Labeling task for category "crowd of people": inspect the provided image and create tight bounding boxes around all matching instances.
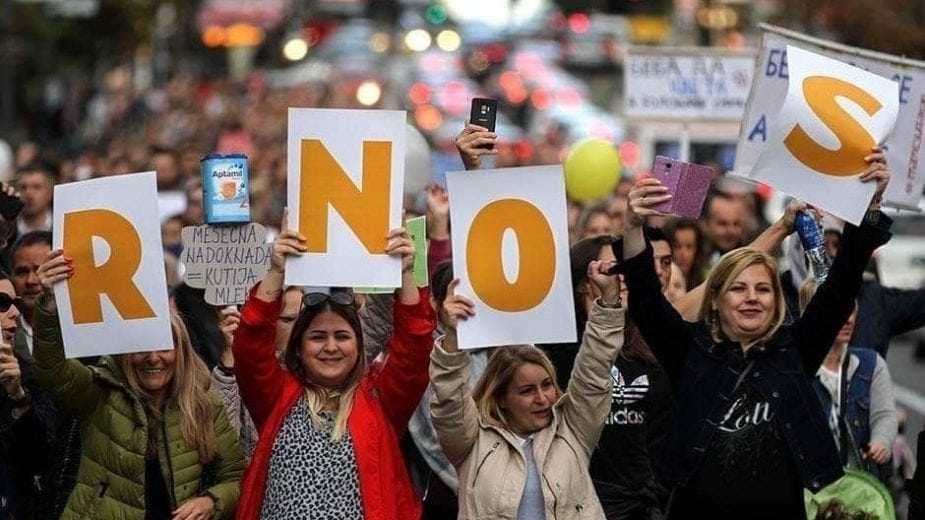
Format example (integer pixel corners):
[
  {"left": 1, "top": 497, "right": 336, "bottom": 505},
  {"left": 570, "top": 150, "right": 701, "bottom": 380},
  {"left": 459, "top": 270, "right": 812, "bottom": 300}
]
[{"left": 0, "top": 70, "right": 924, "bottom": 520}]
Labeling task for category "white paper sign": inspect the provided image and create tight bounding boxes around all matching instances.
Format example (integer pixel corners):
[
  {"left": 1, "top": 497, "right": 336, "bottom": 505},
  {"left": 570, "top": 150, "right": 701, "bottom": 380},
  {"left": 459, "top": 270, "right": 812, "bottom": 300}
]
[
  {"left": 736, "top": 25, "right": 925, "bottom": 211},
  {"left": 286, "top": 108, "right": 406, "bottom": 287},
  {"left": 53, "top": 172, "right": 172, "bottom": 358},
  {"left": 624, "top": 48, "right": 755, "bottom": 121},
  {"left": 750, "top": 46, "right": 899, "bottom": 225},
  {"left": 447, "top": 166, "right": 576, "bottom": 349}
]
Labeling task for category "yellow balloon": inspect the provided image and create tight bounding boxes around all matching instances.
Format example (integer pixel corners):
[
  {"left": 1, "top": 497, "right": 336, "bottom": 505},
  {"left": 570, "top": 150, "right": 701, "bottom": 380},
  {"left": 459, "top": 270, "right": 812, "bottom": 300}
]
[{"left": 563, "top": 138, "right": 622, "bottom": 202}]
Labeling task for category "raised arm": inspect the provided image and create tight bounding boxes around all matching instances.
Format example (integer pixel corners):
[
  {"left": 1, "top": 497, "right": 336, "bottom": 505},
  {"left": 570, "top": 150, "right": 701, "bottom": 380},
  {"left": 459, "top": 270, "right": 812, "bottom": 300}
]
[
  {"left": 429, "top": 279, "right": 480, "bottom": 466},
  {"left": 232, "top": 227, "right": 303, "bottom": 429},
  {"left": 866, "top": 355, "right": 897, "bottom": 465},
  {"left": 621, "top": 179, "right": 693, "bottom": 385},
  {"left": 31, "top": 250, "right": 102, "bottom": 419},
  {"left": 560, "top": 259, "right": 626, "bottom": 457},
  {"left": 369, "top": 227, "right": 437, "bottom": 433},
  {"left": 793, "top": 149, "right": 892, "bottom": 376}
]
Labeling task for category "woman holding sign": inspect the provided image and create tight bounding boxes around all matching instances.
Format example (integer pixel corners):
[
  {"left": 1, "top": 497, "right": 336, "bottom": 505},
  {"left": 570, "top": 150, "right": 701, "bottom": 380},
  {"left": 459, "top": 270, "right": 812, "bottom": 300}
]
[
  {"left": 232, "top": 225, "right": 436, "bottom": 520},
  {"left": 618, "top": 149, "right": 892, "bottom": 518},
  {"left": 430, "top": 261, "right": 626, "bottom": 519},
  {"left": 31, "top": 251, "right": 245, "bottom": 520}
]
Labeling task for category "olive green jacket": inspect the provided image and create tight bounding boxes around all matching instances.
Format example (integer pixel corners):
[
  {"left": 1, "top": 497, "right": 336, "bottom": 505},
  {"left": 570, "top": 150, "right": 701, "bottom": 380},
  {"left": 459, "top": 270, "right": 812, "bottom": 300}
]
[{"left": 31, "top": 303, "right": 244, "bottom": 519}]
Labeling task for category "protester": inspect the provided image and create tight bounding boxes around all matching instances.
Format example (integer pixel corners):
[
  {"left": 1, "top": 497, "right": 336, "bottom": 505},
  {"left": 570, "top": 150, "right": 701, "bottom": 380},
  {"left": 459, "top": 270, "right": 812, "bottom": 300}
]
[
  {"left": 0, "top": 271, "right": 56, "bottom": 520},
  {"left": 209, "top": 286, "right": 303, "bottom": 462},
  {"left": 430, "top": 261, "right": 626, "bottom": 519},
  {"left": 619, "top": 149, "right": 891, "bottom": 518},
  {"left": 703, "top": 193, "right": 746, "bottom": 263},
  {"left": 403, "top": 262, "right": 489, "bottom": 519},
  {"left": 32, "top": 250, "right": 245, "bottom": 519},
  {"left": 13, "top": 166, "right": 53, "bottom": 237},
  {"left": 578, "top": 203, "right": 615, "bottom": 241},
  {"left": 549, "top": 234, "right": 673, "bottom": 519},
  {"left": 8, "top": 231, "right": 52, "bottom": 357},
  {"left": 800, "top": 280, "right": 897, "bottom": 477},
  {"left": 232, "top": 225, "right": 436, "bottom": 519},
  {"left": 663, "top": 217, "right": 708, "bottom": 290}
]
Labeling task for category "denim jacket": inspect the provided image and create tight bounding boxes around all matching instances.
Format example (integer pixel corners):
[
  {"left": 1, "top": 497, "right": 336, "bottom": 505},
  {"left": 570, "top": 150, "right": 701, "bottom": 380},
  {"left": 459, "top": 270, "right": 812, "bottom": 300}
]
[{"left": 620, "top": 212, "right": 891, "bottom": 493}]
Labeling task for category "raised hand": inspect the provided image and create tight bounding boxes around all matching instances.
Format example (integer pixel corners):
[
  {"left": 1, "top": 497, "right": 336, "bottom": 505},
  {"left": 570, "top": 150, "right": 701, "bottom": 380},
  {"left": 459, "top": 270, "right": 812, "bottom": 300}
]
[
  {"left": 0, "top": 342, "right": 24, "bottom": 400},
  {"left": 456, "top": 123, "right": 498, "bottom": 170},
  {"left": 35, "top": 249, "right": 74, "bottom": 312},
  {"left": 440, "top": 279, "right": 476, "bottom": 352},
  {"left": 626, "top": 178, "right": 671, "bottom": 228},
  {"left": 218, "top": 306, "right": 241, "bottom": 351},
  {"left": 861, "top": 147, "right": 890, "bottom": 211},
  {"left": 587, "top": 259, "right": 621, "bottom": 306}
]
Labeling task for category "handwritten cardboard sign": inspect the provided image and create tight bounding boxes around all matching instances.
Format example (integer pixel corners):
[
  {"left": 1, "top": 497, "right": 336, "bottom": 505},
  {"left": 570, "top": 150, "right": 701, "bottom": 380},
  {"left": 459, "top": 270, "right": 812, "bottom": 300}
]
[{"left": 181, "top": 223, "right": 271, "bottom": 305}]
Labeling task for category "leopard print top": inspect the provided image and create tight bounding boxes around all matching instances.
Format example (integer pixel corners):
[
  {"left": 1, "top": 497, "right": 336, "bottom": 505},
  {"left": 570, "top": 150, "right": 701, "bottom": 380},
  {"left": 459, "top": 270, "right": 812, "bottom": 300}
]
[{"left": 260, "top": 397, "right": 364, "bottom": 520}]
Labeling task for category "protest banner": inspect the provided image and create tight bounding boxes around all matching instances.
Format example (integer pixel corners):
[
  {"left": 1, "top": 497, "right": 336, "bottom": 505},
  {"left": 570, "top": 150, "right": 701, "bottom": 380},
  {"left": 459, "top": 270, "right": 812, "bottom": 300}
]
[
  {"left": 53, "top": 172, "right": 172, "bottom": 358},
  {"left": 736, "top": 24, "right": 925, "bottom": 211},
  {"left": 750, "top": 45, "right": 899, "bottom": 225},
  {"left": 286, "top": 108, "right": 406, "bottom": 287},
  {"left": 447, "top": 166, "right": 576, "bottom": 350},
  {"left": 355, "top": 215, "right": 428, "bottom": 294},
  {"left": 181, "top": 223, "right": 271, "bottom": 305},
  {"left": 624, "top": 47, "right": 756, "bottom": 121}
]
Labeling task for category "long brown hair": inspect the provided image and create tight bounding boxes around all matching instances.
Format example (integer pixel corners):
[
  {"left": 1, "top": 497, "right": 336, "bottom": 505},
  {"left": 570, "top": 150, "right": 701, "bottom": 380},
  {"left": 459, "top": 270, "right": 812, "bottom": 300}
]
[
  {"left": 472, "top": 346, "right": 561, "bottom": 431},
  {"left": 285, "top": 296, "right": 366, "bottom": 442},
  {"left": 699, "top": 247, "right": 787, "bottom": 346},
  {"left": 120, "top": 312, "right": 216, "bottom": 463},
  {"left": 569, "top": 235, "right": 656, "bottom": 363}
]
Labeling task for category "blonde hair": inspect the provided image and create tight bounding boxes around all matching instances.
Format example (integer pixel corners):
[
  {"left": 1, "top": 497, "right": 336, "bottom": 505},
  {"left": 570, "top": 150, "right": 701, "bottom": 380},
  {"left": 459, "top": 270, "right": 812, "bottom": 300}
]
[
  {"left": 120, "top": 312, "right": 216, "bottom": 463},
  {"left": 698, "top": 248, "right": 787, "bottom": 347},
  {"left": 285, "top": 301, "right": 366, "bottom": 442},
  {"left": 472, "top": 346, "right": 561, "bottom": 431}
]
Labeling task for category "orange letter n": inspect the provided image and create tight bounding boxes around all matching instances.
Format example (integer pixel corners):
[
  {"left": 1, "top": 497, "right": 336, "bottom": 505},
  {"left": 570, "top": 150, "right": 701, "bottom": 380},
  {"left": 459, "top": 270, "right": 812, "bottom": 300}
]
[
  {"left": 783, "top": 76, "right": 881, "bottom": 177},
  {"left": 63, "top": 209, "right": 156, "bottom": 324},
  {"left": 300, "top": 140, "right": 391, "bottom": 254}
]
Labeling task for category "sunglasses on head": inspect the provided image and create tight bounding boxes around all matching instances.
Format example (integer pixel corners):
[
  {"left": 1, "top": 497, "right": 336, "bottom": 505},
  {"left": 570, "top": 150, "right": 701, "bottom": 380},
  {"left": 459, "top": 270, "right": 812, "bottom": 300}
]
[
  {"left": 0, "top": 293, "right": 22, "bottom": 313},
  {"left": 301, "top": 291, "right": 354, "bottom": 308}
]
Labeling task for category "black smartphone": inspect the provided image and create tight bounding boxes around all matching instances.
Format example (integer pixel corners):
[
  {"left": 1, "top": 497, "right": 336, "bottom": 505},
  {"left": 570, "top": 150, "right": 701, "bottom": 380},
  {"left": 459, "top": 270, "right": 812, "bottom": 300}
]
[
  {"left": 469, "top": 98, "right": 498, "bottom": 149},
  {"left": 0, "top": 190, "right": 23, "bottom": 221}
]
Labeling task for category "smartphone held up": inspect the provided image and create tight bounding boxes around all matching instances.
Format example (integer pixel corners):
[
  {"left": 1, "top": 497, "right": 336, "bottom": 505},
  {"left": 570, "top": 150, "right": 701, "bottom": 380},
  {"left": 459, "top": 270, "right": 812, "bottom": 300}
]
[
  {"left": 469, "top": 98, "right": 498, "bottom": 149},
  {"left": 650, "top": 156, "right": 713, "bottom": 219}
]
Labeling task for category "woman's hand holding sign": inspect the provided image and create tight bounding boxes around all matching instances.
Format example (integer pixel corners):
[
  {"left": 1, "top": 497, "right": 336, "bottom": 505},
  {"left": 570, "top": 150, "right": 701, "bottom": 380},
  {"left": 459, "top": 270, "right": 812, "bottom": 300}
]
[
  {"left": 861, "top": 147, "right": 890, "bottom": 211},
  {"left": 440, "top": 279, "right": 476, "bottom": 353},
  {"left": 36, "top": 249, "right": 74, "bottom": 313}
]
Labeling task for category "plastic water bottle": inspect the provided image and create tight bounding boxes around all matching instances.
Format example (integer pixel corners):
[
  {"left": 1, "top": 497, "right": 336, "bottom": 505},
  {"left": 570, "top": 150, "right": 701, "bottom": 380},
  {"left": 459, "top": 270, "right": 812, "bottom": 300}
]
[{"left": 795, "top": 211, "right": 830, "bottom": 284}]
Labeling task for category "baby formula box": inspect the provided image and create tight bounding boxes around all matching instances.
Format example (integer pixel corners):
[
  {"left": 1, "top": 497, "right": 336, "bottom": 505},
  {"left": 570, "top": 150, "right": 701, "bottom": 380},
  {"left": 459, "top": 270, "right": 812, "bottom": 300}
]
[{"left": 201, "top": 153, "right": 250, "bottom": 224}]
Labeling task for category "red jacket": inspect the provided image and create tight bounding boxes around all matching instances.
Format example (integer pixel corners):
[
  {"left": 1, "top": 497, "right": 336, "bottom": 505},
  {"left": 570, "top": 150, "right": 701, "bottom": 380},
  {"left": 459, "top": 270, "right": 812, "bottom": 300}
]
[{"left": 233, "top": 285, "right": 436, "bottom": 520}]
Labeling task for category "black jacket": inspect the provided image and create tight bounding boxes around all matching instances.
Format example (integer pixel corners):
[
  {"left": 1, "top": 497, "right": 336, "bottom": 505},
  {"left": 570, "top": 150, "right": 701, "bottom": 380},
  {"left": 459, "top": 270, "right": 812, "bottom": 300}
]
[{"left": 620, "top": 212, "right": 891, "bottom": 494}]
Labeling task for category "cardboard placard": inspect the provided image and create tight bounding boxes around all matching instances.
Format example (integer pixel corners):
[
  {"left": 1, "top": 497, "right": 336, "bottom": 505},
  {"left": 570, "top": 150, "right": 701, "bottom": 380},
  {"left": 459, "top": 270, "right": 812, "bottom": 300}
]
[{"left": 181, "top": 223, "right": 271, "bottom": 305}]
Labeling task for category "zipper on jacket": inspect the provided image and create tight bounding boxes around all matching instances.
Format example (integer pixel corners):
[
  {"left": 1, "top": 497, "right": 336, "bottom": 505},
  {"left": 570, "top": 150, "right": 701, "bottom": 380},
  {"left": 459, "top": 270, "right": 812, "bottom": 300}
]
[
  {"left": 160, "top": 418, "right": 178, "bottom": 508},
  {"left": 97, "top": 481, "right": 108, "bottom": 498},
  {"left": 472, "top": 441, "right": 501, "bottom": 483},
  {"left": 541, "top": 474, "right": 558, "bottom": 520}
]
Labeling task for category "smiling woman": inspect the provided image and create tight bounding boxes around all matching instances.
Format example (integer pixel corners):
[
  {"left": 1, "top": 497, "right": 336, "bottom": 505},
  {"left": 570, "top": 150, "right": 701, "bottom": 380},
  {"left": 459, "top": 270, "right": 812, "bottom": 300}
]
[
  {"left": 231, "top": 223, "right": 437, "bottom": 520},
  {"left": 430, "top": 262, "right": 627, "bottom": 519},
  {"left": 30, "top": 249, "right": 245, "bottom": 520},
  {"left": 619, "top": 155, "right": 893, "bottom": 519}
]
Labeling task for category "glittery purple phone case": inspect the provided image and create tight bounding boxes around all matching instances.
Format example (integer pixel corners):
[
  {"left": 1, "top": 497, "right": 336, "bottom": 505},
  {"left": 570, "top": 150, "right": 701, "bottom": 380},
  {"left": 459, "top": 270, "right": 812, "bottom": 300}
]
[{"left": 650, "top": 156, "right": 713, "bottom": 218}]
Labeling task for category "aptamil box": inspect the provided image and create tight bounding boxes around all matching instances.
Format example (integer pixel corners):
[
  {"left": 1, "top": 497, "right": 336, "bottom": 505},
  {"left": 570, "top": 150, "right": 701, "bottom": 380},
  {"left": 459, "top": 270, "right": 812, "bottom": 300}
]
[{"left": 201, "top": 153, "right": 250, "bottom": 224}]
